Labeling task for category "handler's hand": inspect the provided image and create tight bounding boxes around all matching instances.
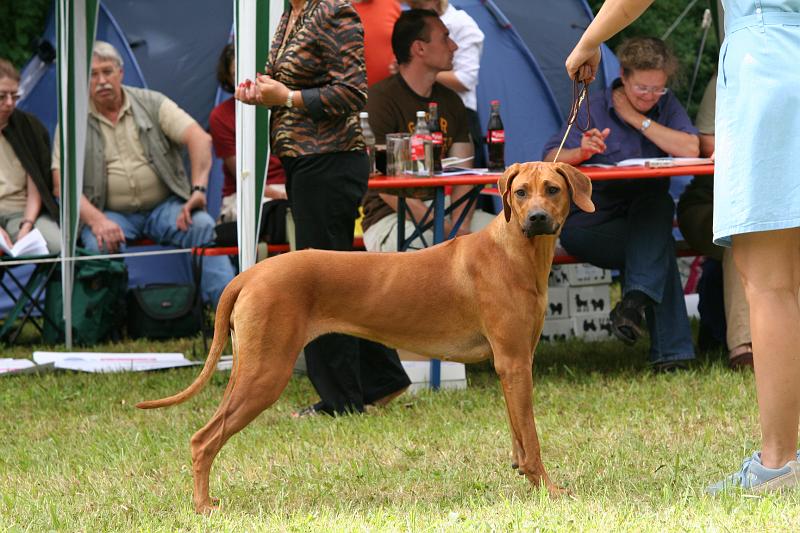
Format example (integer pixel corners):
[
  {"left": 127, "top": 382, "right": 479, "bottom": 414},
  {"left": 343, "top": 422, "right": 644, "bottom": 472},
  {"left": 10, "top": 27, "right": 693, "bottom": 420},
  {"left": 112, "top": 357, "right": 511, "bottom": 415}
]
[
  {"left": 91, "top": 215, "right": 126, "bottom": 253},
  {"left": 580, "top": 128, "right": 611, "bottom": 160},
  {"left": 177, "top": 190, "right": 207, "bottom": 232},
  {"left": 565, "top": 44, "right": 601, "bottom": 83}
]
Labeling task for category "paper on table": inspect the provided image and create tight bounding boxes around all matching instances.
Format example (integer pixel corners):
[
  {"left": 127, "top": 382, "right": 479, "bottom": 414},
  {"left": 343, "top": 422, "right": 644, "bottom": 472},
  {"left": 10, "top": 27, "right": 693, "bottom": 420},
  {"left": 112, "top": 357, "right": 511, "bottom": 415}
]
[
  {"left": 0, "top": 228, "right": 49, "bottom": 258},
  {"left": 615, "top": 157, "right": 713, "bottom": 168},
  {"left": 33, "top": 351, "right": 202, "bottom": 373}
]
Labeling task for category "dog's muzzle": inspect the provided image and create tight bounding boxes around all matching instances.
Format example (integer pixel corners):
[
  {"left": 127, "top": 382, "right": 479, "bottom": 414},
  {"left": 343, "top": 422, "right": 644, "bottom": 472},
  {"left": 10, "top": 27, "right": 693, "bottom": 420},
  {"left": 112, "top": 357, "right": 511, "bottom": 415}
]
[{"left": 522, "top": 210, "right": 559, "bottom": 237}]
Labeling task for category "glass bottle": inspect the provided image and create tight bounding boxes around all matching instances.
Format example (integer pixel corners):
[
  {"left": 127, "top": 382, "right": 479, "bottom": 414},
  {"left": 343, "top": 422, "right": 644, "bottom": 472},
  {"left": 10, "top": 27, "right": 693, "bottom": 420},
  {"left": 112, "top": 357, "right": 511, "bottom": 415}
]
[
  {"left": 410, "top": 110, "right": 433, "bottom": 177},
  {"left": 486, "top": 100, "right": 506, "bottom": 172},
  {"left": 428, "top": 102, "right": 443, "bottom": 173},
  {"left": 359, "top": 111, "right": 376, "bottom": 176}
]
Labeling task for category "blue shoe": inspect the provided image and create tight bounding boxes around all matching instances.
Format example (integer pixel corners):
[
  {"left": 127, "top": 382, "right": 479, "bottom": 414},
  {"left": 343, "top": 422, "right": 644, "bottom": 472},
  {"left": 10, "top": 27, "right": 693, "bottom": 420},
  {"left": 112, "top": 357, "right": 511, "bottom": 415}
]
[{"left": 707, "top": 451, "right": 800, "bottom": 495}]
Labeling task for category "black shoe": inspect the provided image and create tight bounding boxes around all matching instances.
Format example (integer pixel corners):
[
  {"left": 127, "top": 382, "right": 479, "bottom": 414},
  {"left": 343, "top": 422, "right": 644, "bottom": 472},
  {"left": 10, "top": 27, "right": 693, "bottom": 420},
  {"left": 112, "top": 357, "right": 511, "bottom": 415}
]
[{"left": 609, "top": 301, "right": 646, "bottom": 345}]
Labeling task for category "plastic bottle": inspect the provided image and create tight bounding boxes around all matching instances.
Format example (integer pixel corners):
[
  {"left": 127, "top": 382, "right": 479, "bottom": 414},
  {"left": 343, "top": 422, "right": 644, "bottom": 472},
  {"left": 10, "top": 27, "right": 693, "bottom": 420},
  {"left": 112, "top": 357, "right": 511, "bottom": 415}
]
[
  {"left": 428, "top": 102, "right": 443, "bottom": 173},
  {"left": 486, "top": 100, "right": 506, "bottom": 172},
  {"left": 410, "top": 110, "right": 433, "bottom": 177},
  {"left": 359, "top": 111, "right": 377, "bottom": 176}
]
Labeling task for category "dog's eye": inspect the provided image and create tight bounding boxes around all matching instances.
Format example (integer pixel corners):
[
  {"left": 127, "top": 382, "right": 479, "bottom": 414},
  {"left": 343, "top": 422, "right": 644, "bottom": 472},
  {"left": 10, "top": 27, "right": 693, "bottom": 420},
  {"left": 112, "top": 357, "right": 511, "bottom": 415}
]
[
  {"left": 514, "top": 189, "right": 526, "bottom": 198},
  {"left": 546, "top": 186, "right": 560, "bottom": 195}
]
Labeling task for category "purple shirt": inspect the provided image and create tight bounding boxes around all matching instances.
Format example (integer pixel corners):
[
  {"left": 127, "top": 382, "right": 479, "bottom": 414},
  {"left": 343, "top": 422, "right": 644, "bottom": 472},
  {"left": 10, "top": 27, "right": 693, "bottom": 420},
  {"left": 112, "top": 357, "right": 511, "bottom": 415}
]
[{"left": 542, "top": 79, "right": 698, "bottom": 227}]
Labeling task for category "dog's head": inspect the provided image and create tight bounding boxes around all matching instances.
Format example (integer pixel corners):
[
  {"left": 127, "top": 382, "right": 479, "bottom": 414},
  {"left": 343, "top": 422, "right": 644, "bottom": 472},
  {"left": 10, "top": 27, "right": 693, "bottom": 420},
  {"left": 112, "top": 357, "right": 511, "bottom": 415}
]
[{"left": 498, "top": 162, "right": 594, "bottom": 238}]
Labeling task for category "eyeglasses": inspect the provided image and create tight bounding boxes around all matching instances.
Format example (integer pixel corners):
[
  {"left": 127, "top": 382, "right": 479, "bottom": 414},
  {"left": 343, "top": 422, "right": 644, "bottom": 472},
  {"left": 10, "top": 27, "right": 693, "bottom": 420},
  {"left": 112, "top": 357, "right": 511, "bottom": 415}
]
[
  {"left": 0, "top": 92, "right": 22, "bottom": 103},
  {"left": 631, "top": 85, "right": 669, "bottom": 96}
]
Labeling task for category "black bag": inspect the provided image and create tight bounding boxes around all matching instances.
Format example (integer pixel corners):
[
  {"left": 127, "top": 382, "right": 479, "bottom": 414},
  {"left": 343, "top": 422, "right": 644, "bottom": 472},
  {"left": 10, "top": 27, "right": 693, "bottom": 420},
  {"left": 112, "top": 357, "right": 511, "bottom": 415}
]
[
  {"left": 126, "top": 283, "right": 202, "bottom": 340},
  {"left": 213, "top": 198, "right": 290, "bottom": 247},
  {"left": 43, "top": 255, "right": 128, "bottom": 345}
]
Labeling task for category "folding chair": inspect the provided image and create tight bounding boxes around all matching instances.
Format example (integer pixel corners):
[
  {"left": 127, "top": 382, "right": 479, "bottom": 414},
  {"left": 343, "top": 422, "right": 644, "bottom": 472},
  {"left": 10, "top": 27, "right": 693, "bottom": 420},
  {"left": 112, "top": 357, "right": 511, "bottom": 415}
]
[{"left": 0, "top": 255, "right": 62, "bottom": 343}]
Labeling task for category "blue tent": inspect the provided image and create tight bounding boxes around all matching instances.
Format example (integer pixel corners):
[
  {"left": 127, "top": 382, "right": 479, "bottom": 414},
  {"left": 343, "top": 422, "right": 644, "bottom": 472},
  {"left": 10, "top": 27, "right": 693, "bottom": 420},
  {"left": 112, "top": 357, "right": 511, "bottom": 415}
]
[
  {"left": 15, "top": 0, "right": 232, "bottom": 297},
  {"left": 8, "top": 0, "right": 617, "bottom": 316},
  {"left": 451, "top": 0, "right": 619, "bottom": 165}
]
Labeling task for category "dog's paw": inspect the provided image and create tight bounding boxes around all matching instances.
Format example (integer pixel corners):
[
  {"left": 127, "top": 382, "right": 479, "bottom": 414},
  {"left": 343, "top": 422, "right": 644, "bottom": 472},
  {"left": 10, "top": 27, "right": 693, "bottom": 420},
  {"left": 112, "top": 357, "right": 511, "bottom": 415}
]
[{"left": 194, "top": 498, "right": 220, "bottom": 515}]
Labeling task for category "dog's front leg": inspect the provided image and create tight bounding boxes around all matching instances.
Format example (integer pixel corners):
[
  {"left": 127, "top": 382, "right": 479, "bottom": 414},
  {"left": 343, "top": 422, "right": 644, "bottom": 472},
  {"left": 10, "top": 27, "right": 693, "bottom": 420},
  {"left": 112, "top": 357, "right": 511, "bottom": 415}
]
[{"left": 493, "top": 348, "right": 565, "bottom": 497}]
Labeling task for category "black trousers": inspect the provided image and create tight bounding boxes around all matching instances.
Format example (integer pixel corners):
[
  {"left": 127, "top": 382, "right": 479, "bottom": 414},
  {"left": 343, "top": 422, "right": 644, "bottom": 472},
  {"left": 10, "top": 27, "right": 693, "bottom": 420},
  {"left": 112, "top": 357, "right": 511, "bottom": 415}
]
[{"left": 282, "top": 151, "right": 411, "bottom": 415}]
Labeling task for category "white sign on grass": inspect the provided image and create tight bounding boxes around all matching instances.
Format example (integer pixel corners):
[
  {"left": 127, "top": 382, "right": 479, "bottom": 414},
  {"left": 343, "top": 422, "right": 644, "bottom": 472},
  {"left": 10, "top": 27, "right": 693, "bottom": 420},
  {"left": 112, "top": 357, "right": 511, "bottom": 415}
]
[{"left": 32, "top": 352, "right": 201, "bottom": 373}]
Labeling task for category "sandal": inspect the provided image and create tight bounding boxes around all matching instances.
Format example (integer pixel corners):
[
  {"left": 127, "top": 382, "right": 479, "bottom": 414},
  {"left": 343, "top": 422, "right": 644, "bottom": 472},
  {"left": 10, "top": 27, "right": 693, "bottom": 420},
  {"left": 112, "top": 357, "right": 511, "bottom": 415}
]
[
  {"left": 609, "top": 301, "right": 645, "bottom": 345},
  {"left": 728, "top": 343, "right": 754, "bottom": 370}
]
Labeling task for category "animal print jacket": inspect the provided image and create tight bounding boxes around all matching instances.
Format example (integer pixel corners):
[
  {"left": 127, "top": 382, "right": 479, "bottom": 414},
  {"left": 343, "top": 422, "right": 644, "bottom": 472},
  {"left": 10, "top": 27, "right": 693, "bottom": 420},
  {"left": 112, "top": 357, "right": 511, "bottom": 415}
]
[{"left": 265, "top": 0, "right": 367, "bottom": 158}]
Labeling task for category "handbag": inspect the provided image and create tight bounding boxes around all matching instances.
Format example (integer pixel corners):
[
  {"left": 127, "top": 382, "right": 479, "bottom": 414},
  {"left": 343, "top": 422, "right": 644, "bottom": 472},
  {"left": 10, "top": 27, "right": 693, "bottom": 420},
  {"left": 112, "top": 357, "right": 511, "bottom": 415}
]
[{"left": 126, "top": 283, "right": 202, "bottom": 340}]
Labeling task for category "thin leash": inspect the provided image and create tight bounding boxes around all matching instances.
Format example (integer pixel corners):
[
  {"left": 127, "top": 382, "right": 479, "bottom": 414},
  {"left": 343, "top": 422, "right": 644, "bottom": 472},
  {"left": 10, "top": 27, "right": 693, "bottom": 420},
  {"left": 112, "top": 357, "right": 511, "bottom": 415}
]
[{"left": 553, "top": 78, "right": 591, "bottom": 162}]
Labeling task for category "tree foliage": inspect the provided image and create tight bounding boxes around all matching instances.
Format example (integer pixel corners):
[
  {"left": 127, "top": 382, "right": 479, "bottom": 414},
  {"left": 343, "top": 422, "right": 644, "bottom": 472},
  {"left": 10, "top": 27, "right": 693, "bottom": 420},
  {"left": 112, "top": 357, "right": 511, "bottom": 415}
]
[
  {"left": 589, "top": 0, "right": 720, "bottom": 118},
  {"left": 0, "top": 0, "right": 51, "bottom": 69}
]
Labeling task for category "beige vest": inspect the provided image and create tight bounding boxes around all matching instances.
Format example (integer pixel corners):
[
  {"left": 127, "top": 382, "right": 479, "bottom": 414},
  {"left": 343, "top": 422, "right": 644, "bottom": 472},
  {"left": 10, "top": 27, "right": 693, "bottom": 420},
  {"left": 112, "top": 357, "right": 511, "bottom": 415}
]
[{"left": 83, "top": 86, "right": 191, "bottom": 211}]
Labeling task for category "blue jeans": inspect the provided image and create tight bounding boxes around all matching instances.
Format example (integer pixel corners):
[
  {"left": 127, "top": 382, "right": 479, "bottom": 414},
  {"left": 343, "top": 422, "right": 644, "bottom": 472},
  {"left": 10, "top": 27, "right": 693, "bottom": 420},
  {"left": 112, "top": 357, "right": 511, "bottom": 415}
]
[
  {"left": 560, "top": 190, "right": 695, "bottom": 364},
  {"left": 80, "top": 196, "right": 235, "bottom": 306}
]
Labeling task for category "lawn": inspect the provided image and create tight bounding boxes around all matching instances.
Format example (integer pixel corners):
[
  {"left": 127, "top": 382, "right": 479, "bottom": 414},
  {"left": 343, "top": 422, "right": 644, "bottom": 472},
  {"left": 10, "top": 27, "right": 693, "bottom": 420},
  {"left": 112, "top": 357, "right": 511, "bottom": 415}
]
[{"left": 1, "top": 333, "right": 799, "bottom": 531}]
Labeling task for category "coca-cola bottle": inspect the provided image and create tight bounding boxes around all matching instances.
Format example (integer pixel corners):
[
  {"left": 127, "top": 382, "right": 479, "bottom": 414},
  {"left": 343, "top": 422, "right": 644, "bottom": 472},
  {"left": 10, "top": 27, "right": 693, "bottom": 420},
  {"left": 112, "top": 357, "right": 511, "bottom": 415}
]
[
  {"left": 359, "top": 111, "right": 377, "bottom": 176},
  {"left": 486, "top": 99, "right": 506, "bottom": 172},
  {"left": 428, "top": 102, "right": 443, "bottom": 173},
  {"left": 410, "top": 110, "right": 433, "bottom": 177}
]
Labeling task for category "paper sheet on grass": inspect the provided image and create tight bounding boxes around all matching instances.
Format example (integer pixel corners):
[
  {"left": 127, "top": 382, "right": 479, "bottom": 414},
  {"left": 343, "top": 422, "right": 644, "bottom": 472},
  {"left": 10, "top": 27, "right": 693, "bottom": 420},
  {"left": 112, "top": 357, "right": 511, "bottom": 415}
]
[
  {"left": 32, "top": 352, "right": 202, "bottom": 373},
  {"left": 0, "top": 358, "right": 56, "bottom": 375}
]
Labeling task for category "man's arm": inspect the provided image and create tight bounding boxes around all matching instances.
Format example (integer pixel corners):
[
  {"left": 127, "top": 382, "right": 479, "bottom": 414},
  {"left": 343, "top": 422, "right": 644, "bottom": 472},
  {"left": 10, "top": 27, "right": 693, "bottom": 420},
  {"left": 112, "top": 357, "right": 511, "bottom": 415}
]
[{"left": 177, "top": 122, "right": 213, "bottom": 231}]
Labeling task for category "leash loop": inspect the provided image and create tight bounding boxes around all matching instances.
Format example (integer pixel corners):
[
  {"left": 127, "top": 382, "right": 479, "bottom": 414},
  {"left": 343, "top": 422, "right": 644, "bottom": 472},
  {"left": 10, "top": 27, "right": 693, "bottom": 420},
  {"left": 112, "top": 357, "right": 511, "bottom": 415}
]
[{"left": 553, "top": 79, "right": 591, "bottom": 163}]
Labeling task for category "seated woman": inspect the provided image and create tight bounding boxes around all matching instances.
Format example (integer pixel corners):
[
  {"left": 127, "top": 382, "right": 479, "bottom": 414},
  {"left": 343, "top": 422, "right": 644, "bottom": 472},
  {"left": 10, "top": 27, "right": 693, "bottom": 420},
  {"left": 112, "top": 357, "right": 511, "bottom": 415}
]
[
  {"left": 208, "top": 43, "right": 288, "bottom": 246},
  {"left": 543, "top": 37, "right": 699, "bottom": 371},
  {"left": 0, "top": 58, "right": 60, "bottom": 254}
]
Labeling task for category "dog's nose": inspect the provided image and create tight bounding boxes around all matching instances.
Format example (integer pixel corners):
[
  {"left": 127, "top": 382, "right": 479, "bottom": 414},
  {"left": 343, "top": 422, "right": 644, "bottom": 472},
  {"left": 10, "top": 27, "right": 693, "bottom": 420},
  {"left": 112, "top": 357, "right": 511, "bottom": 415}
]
[
  {"left": 528, "top": 211, "right": 550, "bottom": 224},
  {"left": 523, "top": 210, "right": 556, "bottom": 237}
]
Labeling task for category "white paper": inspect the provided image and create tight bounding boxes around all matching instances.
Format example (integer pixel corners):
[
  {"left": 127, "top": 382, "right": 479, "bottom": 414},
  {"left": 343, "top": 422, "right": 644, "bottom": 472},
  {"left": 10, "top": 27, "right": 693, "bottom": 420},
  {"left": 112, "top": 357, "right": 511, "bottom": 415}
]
[
  {"left": 615, "top": 157, "right": 713, "bottom": 168},
  {"left": 0, "top": 228, "right": 49, "bottom": 257},
  {"left": 0, "top": 358, "right": 36, "bottom": 373},
  {"left": 32, "top": 351, "right": 202, "bottom": 373}
]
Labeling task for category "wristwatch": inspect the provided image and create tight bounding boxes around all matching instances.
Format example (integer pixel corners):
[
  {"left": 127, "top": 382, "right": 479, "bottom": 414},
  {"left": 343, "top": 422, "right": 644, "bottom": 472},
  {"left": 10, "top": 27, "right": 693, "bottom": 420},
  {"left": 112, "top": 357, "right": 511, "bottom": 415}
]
[
  {"left": 640, "top": 118, "right": 652, "bottom": 132},
  {"left": 285, "top": 90, "right": 294, "bottom": 108}
]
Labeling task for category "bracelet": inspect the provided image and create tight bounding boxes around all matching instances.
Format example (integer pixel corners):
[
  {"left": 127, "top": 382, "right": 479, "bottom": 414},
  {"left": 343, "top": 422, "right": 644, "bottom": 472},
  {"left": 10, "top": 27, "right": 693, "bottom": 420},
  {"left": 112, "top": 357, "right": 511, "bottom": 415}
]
[
  {"left": 285, "top": 90, "right": 294, "bottom": 108},
  {"left": 18, "top": 219, "right": 34, "bottom": 230},
  {"left": 191, "top": 185, "right": 207, "bottom": 194}
]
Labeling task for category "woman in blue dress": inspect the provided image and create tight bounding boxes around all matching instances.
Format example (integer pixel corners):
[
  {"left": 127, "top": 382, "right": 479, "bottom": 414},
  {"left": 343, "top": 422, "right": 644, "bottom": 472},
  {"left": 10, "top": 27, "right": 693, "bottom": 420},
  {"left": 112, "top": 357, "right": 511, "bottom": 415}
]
[{"left": 565, "top": 0, "right": 800, "bottom": 493}]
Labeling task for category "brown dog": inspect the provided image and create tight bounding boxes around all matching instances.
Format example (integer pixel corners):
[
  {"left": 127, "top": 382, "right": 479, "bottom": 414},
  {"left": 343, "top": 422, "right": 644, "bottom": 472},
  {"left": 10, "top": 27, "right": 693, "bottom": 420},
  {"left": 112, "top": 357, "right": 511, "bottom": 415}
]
[{"left": 137, "top": 161, "right": 595, "bottom": 514}]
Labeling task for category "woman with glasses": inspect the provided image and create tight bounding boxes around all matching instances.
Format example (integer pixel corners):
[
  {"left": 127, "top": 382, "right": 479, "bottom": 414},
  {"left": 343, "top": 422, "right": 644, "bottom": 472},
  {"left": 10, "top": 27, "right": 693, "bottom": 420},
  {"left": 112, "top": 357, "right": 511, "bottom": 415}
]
[
  {"left": 0, "top": 58, "right": 60, "bottom": 254},
  {"left": 543, "top": 37, "right": 699, "bottom": 372}
]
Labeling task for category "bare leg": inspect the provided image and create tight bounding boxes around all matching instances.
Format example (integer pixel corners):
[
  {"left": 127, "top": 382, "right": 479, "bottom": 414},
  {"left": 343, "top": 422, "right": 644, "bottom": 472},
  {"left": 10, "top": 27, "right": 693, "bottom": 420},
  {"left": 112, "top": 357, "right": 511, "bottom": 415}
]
[{"left": 732, "top": 228, "right": 800, "bottom": 468}]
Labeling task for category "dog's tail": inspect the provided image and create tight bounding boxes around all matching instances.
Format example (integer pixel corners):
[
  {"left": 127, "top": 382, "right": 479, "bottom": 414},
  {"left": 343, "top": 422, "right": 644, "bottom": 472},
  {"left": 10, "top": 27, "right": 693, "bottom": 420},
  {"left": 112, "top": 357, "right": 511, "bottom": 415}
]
[{"left": 135, "top": 276, "right": 244, "bottom": 410}]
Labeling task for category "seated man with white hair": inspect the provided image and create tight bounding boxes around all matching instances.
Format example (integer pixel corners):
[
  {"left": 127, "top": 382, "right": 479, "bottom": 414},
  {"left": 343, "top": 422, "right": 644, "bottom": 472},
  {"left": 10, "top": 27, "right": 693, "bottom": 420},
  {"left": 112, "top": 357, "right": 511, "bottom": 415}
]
[{"left": 52, "top": 41, "right": 234, "bottom": 306}]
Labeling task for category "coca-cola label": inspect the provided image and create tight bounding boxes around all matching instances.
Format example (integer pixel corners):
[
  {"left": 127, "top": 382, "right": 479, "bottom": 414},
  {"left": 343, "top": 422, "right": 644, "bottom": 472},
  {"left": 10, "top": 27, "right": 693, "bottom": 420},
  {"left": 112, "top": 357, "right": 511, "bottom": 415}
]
[
  {"left": 411, "top": 135, "right": 428, "bottom": 160},
  {"left": 488, "top": 130, "right": 505, "bottom": 144},
  {"left": 431, "top": 132, "right": 444, "bottom": 145}
]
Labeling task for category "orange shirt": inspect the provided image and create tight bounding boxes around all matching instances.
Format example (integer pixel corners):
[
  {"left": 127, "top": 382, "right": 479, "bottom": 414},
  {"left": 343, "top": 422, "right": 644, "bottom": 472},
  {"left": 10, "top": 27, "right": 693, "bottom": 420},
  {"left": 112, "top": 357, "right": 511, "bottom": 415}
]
[{"left": 353, "top": 0, "right": 400, "bottom": 86}]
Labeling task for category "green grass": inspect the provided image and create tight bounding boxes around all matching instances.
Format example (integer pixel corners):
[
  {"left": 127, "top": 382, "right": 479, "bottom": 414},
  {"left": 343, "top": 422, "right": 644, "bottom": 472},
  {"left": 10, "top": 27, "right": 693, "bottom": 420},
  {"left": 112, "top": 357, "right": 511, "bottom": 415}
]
[{"left": 2, "top": 332, "right": 799, "bottom": 531}]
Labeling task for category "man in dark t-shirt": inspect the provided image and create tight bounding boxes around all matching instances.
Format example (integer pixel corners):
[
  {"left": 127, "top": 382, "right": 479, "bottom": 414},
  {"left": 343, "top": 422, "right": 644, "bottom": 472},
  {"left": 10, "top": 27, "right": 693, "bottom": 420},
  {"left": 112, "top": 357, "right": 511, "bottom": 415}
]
[{"left": 361, "top": 9, "right": 492, "bottom": 252}]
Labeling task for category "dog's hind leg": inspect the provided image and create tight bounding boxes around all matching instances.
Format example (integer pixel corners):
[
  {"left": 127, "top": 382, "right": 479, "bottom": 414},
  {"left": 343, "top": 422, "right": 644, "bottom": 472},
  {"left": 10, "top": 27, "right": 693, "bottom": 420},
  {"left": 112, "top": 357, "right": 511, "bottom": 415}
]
[{"left": 189, "top": 321, "right": 305, "bottom": 514}]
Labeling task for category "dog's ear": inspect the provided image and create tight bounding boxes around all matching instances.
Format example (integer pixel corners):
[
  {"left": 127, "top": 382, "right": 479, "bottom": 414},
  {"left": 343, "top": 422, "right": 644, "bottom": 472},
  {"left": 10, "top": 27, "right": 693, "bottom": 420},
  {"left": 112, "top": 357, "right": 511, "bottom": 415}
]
[
  {"left": 554, "top": 162, "right": 595, "bottom": 213},
  {"left": 498, "top": 163, "right": 522, "bottom": 222}
]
